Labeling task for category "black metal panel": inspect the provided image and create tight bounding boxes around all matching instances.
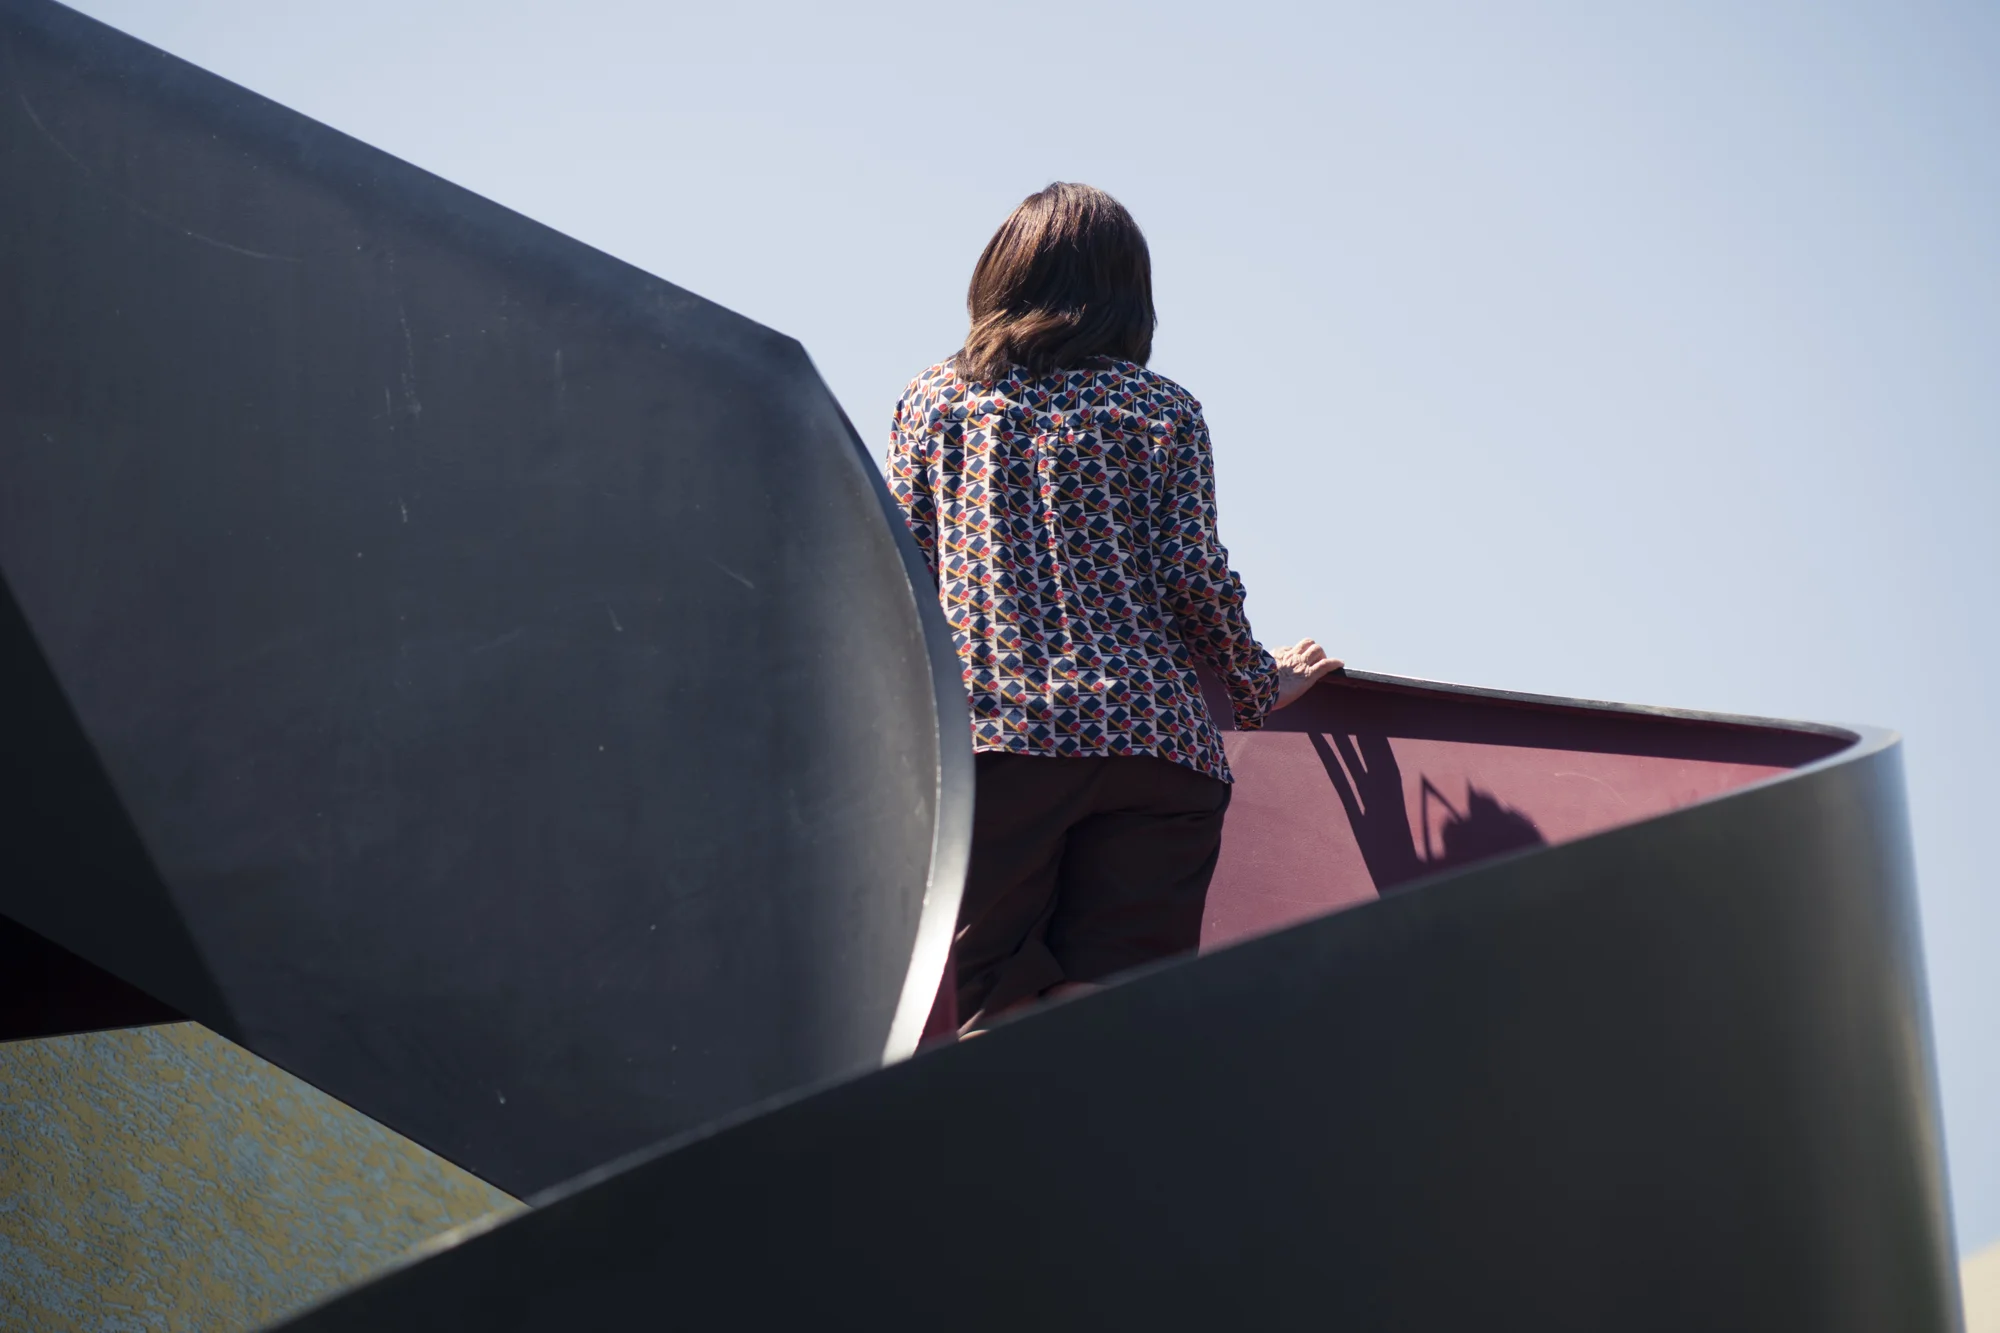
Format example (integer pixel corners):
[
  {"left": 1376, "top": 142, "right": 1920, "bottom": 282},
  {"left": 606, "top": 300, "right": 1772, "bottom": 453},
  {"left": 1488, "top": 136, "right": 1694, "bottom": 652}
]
[
  {"left": 0, "top": 0, "right": 968, "bottom": 1196},
  {"left": 276, "top": 714, "right": 1961, "bottom": 1332}
]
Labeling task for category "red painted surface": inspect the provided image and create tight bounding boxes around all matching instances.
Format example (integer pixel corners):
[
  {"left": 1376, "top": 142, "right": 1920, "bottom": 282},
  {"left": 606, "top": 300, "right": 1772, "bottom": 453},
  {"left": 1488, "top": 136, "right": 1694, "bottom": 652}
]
[{"left": 1198, "top": 673, "right": 1849, "bottom": 952}]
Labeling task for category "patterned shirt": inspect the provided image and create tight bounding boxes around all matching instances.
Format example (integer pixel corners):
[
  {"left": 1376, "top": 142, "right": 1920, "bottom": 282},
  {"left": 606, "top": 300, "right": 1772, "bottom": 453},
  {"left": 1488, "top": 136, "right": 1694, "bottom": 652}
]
[{"left": 887, "top": 357, "right": 1279, "bottom": 784}]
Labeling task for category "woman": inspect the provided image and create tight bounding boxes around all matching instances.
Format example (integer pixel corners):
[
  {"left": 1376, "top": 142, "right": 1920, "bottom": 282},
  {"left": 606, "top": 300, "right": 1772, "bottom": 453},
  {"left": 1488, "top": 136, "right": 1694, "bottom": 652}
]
[{"left": 888, "top": 182, "right": 1339, "bottom": 1035}]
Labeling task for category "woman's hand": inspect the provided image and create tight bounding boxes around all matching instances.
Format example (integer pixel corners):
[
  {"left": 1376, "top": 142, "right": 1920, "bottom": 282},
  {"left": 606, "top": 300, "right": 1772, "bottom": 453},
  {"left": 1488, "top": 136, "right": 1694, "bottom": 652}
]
[{"left": 1272, "top": 638, "right": 1343, "bottom": 711}]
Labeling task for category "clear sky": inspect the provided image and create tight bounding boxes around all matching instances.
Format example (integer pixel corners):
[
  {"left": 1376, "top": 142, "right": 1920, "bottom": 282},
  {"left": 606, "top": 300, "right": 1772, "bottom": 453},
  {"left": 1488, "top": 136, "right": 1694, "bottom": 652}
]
[{"left": 61, "top": 0, "right": 1999, "bottom": 1250}]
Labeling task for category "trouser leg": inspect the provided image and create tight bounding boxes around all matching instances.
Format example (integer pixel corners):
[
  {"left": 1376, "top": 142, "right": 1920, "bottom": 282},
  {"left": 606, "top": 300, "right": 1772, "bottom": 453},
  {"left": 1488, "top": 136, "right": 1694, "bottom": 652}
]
[
  {"left": 1046, "top": 756, "right": 1232, "bottom": 984},
  {"left": 954, "top": 752, "right": 1232, "bottom": 1028},
  {"left": 953, "top": 753, "right": 1092, "bottom": 1028}
]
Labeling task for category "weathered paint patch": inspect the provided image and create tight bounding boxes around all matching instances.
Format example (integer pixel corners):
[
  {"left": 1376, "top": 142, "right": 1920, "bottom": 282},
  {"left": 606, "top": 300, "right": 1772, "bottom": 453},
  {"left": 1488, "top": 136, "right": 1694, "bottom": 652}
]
[{"left": 0, "top": 1023, "right": 521, "bottom": 1331}]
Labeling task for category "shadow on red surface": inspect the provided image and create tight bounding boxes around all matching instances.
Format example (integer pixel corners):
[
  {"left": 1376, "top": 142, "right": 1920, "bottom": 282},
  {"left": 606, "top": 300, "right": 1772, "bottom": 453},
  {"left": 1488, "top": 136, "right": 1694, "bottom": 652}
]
[{"left": 1199, "top": 669, "right": 1848, "bottom": 948}]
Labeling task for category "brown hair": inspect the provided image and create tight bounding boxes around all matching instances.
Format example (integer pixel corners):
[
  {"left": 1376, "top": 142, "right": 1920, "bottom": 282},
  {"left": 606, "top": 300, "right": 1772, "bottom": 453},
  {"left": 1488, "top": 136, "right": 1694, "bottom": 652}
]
[{"left": 956, "top": 182, "right": 1157, "bottom": 383}]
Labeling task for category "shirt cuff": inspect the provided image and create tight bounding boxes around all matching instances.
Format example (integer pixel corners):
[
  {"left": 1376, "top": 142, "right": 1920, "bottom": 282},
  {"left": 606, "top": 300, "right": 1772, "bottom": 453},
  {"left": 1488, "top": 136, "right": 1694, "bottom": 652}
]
[{"left": 1227, "top": 648, "right": 1282, "bottom": 731}]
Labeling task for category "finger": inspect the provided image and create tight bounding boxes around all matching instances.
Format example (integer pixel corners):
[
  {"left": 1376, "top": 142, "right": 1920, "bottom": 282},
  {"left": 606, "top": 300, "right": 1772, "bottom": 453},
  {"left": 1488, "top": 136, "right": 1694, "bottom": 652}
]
[
  {"left": 1297, "top": 644, "right": 1327, "bottom": 666},
  {"left": 1291, "top": 637, "right": 1315, "bottom": 654},
  {"left": 1307, "top": 657, "right": 1343, "bottom": 680}
]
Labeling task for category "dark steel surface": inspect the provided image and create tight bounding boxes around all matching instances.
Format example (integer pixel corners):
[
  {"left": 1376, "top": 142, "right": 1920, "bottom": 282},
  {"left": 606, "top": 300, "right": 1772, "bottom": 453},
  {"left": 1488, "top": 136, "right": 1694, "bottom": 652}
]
[
  {"left": 0, "top": 0, "right": 968, "bottom": 1196},
  {"left": 277, "top": 704, "right": 1960, "bottom": 1332}
]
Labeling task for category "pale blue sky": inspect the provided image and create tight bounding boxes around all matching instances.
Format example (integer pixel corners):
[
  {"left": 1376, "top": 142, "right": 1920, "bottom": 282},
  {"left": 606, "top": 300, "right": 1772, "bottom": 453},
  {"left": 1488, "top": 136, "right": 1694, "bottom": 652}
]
[{"left": 64, "top": 0, "right": 1998, "bottom": 1250}]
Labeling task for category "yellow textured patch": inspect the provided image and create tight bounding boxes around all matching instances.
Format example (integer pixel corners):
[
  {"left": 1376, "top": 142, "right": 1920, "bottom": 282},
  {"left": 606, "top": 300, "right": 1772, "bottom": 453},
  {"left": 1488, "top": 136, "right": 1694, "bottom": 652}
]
[{"left": 0, "top": 1023, "right": 521, "bottom": 1332}]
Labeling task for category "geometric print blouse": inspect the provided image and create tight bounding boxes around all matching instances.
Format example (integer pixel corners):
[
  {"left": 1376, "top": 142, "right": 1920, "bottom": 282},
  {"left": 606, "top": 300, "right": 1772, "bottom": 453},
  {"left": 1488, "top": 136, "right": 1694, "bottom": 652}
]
[{"left": 887, "top": 357, "right": 1280, "bottom": 784}]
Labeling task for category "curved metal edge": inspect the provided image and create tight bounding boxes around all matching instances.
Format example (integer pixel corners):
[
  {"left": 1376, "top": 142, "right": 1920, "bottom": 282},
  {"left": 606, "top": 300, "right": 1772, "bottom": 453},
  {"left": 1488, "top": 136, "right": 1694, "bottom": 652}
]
[
  {"left": 1332, "top": 667, "right": 1867, "bottom": 746},
  {"left": 1866, "top": 740, "right": 1966, "bottom": 1324},
  {"left": 820, "top": 393, "right": 972, "bottom": 1064}
]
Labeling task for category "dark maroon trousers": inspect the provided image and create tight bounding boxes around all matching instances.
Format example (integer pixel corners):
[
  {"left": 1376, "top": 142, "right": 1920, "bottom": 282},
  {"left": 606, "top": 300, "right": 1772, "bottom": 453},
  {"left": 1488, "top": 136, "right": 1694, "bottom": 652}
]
[{"left": 930, "top": 751, "right": 1231, "bottom": 1035}]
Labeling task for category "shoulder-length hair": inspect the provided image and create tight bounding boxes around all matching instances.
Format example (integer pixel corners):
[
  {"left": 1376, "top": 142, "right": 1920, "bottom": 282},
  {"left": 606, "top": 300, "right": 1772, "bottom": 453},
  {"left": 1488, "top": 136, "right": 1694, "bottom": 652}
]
[{"left": 956, "top": 183, "right": 1156, "bottom": 383}]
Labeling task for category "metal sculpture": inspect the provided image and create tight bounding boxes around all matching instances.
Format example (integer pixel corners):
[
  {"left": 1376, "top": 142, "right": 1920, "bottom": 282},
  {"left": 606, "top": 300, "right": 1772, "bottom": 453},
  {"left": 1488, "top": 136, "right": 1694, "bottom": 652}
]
[{"left": 0, "top": 2, "right": 1961, "bottom": 1329}]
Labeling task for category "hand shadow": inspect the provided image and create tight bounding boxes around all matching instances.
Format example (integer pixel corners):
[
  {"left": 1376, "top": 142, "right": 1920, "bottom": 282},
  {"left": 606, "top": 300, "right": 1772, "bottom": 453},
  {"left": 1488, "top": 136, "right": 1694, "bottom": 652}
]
[{"left": 1309, "top": 732, "right": 1545, "bottom": 896}]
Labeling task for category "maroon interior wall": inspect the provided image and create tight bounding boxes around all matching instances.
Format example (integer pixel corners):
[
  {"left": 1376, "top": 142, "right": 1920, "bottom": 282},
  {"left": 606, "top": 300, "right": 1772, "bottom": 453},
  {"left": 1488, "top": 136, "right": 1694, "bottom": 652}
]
[{"left": 1198, "top": 672, "right": 1849, "bottom": 951}]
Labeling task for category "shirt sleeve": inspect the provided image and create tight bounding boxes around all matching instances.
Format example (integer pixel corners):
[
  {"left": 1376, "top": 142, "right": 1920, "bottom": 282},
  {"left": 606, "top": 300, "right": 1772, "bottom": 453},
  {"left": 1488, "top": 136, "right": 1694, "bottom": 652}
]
[
  {"left": 885, "top": 391, "right": 939, "bottom": 584},
  {"left": 1153, "top": 403, "right": 1281, "bottom": 730}
]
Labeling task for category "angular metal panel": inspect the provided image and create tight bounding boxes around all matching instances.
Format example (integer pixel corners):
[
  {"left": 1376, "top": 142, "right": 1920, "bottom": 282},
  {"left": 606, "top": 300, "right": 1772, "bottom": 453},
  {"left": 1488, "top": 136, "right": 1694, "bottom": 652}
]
[{"left": 0, "top": 0, "right": 968, "bottom": 1197}]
